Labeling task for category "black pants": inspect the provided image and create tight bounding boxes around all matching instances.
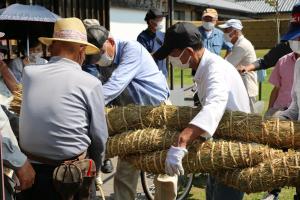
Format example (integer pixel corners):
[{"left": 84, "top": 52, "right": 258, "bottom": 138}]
[{"left": 18, "top": 164, "right": 96, "bottom": 200}]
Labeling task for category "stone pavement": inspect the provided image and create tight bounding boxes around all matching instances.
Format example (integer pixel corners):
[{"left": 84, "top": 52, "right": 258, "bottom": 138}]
[{"left": 97, "top": 157, "right": 148, "bottom": 200}]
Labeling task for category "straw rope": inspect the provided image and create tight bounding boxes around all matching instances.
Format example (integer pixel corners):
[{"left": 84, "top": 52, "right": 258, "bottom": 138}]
[
  {"left": 106, "top": 128, "right": 180, "bottom": 158},
  {"left": 105, "top": 106, "right": 300, "bottom": 150},
  {"left": 126, "top": 140, "right": 285, "bottom": 174},
  {"left": 9, "top": 84, "right": 22, "bottom": 114},
  {"left": 105, "top": 105, "right": 201, "bottom": 136},
  {"left": 214, "top": 152, "right": 300, "bottom": 193},
  {"left": 215, "top": 111, "right": 300, "bottom": 150}
]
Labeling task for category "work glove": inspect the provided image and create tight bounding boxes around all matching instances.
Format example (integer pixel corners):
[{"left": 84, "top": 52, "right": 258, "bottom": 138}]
[{"left": 165, "top": 146, "right": 188, "bottom": 176}]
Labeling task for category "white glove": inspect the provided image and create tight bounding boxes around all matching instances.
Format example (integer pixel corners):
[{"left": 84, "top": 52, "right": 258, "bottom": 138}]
[{"left": 165, "top": 146, "right": 188, "bottom": 176}]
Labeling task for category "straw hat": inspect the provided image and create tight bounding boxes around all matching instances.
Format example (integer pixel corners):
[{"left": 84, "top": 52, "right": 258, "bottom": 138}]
[{"left": 39, "top": 18, "right": 99, "bottom": 55}]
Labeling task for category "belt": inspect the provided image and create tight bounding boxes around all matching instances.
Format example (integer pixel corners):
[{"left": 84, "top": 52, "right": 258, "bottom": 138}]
[{"left": 22, "top": 150, "right": 87, "bottom": 166}]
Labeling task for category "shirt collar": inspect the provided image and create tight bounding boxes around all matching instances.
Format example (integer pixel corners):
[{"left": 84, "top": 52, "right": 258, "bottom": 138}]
[
  {"left": 145, "top": 28, "right": 156, "bottom": 38},
  {"left": 113, "top": 39, "right": 120, "bottom": 65},
  {"left": 200, "top": 26, "right": 217, "bottom": 39},
  {"left": 194, "top": 48, "right": 209, "bottom": 78},
  {"left": 49, "top": 56, "right": 81, "bottom": 70},
  {"left": 234, "top": 35, "right": 245, "bottom": 46}
]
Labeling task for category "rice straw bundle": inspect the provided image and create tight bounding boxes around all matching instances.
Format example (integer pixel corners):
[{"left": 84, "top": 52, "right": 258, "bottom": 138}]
[
  {"left": 214, "top": 152, "right": 300, "bottom": 193},
  {"left": 106, "top": 128, "right": 179, "bottom": 158},
  {"left": 105, "top": 105, "right": 201, "bottom": 136},
  {"left": 9, "top": 84, "right": 22, "bottom": 114},
  {"left": 215, "top": 111, "right": 300, "bottom": 149},
  {"left": 126, "top": 140, "right": 284, "bottom": 174}
]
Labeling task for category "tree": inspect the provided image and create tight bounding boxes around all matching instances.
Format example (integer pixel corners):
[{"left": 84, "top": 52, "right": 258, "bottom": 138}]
[{"left": 265, "top": 0, "right": 280, "bottom": 42}]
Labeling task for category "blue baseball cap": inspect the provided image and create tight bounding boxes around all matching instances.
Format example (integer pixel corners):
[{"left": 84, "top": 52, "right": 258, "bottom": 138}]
[{"left": 281, "top": 2, "right": 300, "bottom": 41}]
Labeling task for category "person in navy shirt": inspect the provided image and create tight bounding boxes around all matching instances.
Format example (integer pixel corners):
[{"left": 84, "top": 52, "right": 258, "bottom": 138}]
[{"left": 137, "top": 9, "right": 168, "bottom": 78}]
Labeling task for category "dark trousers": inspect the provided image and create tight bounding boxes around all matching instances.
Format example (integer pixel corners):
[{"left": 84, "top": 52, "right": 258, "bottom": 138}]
[
  {"left": 206, "top": 175, "right": 244, "bottom": 200},
  {"left": 18, "top": 164, "right": 96, "bottom": 200}
]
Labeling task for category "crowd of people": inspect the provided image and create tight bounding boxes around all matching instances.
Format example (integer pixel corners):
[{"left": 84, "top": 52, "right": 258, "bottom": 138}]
[{"left": 1, "top": 2, "right": 300, "bottom": 200}]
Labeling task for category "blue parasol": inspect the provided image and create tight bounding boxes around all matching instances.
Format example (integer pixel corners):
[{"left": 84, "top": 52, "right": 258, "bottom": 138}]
[{"left": 0, "top": 3, "right": 60, "bottom": 55}]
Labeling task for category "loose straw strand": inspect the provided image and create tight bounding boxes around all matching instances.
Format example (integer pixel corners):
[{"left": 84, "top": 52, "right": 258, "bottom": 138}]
[{"left": 122, "top": 107, "right": 128, "bottom": 131}]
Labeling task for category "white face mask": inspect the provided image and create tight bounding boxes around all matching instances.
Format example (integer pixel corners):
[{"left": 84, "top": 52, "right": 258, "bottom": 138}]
[
  {"left": 202, "top": 22, "right": 215, "bottom": 31},
  {"left": 29, "top": 52, "right": 43, "bottom": 63},
  {"left": 169, "top": 49, "right": 191, "bottom": 69},
  {"left": 156, "top": 23, "right": 163, "bottom": 31},
  {"left": 224, "top": 31, "right": 233, "bottom": 43},
  {"left": 97, "top": 43, "right": 114, "bottom": 67},
  {"left": 289, "top": 40, "right": 300, "bottom": 54}
]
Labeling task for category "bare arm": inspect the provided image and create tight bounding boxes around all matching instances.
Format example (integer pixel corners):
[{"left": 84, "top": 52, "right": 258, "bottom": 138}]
[
  {"left": 0, "top": 61, "right": 17, "bottom": 92},
  {"left": 268, "top": 87, "right": 280, "bottom": 110}
]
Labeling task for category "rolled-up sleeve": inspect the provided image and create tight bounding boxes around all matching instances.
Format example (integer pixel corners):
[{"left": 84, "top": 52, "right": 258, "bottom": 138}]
[
  {"left": 189, "top": 68, "right": 228, "bottom": 137},
  {"left": 3, "top": 137, "right": 27, "bottom": 170},
  {"left": 0, "top": 107, "right": 27, "bottom": 170},
  {"left": 269, "top": 61, "right": 281, "bottom": 87},
  {"left": 226, "top": 46, "right": 245, "bottom": 67},
  {"left": 102, "top": 43, "right": 142, "bottom": 105},
  {"left": 87, "top": 83, "right": 109, "bottom": 171},
  {"left": 222, "top": 40, "right": 233, "bottom": 52}
]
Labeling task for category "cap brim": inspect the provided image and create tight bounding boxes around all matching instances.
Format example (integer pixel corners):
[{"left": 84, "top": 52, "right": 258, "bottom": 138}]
[
  {"left": 218, "top": 24, "right": 230, "bottom": 29},
  {"left": 39, "top": 37, "right": 100, "bottom": 55},
  {"left": 281, "top": 29, "right": 300, "bottom": 41},
  {"left": 153, "top": 44, "right": 172, "bottom": 60}
]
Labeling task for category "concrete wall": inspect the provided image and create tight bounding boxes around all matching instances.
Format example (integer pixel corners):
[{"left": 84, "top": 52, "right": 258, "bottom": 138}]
[{"left": 110, "top": 7, "right": 166, "bottom": 41}]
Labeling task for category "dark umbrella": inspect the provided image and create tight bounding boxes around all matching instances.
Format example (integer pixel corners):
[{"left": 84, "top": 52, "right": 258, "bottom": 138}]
[{"left": 0, "top": 3, "right": 60, "bottom": 55}]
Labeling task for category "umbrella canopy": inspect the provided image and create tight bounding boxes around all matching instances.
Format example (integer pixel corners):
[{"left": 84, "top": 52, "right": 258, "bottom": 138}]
[{"left": 0, "top": 3, "right": 60, "bottom": 39}]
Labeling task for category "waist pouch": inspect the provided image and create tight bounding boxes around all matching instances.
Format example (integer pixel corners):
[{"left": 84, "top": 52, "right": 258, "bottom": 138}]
[{"left": 53, "top": 159, "right": 96, "bottom": 200}]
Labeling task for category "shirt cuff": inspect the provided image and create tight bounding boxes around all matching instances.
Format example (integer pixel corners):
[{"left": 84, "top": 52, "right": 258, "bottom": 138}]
[
  {"left": 188, "top": 121, "right": 213, "bottom": 139},
  {"left": 2, "top": 137, "right": 27, "bottom": 170}
]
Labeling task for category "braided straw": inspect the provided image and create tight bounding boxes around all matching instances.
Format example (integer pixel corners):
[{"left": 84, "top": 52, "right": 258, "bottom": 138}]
[
  {"left": 9, "top": 84, "right": 22, "bottom": 114},
  {"left": 126, "top": 140, "right": 285, "bottom": 174},
  {"left": 215, "top": 111, "right": 300, "bottom": 150},
  {"left": 106, "top": 106, "right": 300, "bottom": 150},
  {"left": 105, "top": 105, "right": 201, "bottom": 136},
  {"left": 106, "top": 128, "right": 179, "bottom": 158},
  {"left": 214, "top": 152, "right": 300, "bottom": 193}
]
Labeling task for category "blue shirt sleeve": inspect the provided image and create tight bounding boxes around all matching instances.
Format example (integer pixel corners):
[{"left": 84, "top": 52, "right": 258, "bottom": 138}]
[
  {"left": 102, "top": 42, "right": 142, "bottom": 105},
  {"left": 222, "top": 40, "right": 233, "bottom": 52}
]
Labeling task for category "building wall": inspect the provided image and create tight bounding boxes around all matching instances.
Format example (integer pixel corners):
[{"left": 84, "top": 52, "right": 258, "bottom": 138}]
[
  {"left": 110, "top": 7, "right": 166, "bottom": 41},
  {"left": 188, "top": 19, "right": 290, "bottom": 49}
]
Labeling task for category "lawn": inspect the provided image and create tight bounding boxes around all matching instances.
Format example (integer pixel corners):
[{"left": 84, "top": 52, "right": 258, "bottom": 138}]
[{"left": 171, "top": 49, "right": 297, "bottom": 199}]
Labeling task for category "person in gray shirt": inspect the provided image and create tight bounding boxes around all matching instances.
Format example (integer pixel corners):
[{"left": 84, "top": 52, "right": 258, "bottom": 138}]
[
  {"left": 1, "top": 106, "right": 35, "bottom": 200},
  {"left": 19, "top": 18, "right": 108, "bottom": 200}
]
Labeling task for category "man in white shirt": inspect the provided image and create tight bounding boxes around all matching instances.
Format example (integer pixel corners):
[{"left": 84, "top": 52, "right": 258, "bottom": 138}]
[
  {"left": 154, "top": 22, "right": 250, "bottom": 200},
  {"left": 219, "top": 19, "right": 258, "bottom": 112}
]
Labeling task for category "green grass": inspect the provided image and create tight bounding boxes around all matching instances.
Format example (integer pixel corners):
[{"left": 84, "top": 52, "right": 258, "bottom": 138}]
[
  {"left": 187, "top": 187, "right": 296, "bottom": 199},
  {"left": 172, "top": 49, "right": 296, "bottom": 199}
]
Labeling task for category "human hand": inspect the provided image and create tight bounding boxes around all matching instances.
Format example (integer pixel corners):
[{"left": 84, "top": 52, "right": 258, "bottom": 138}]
[
  {"left": 165, "top": 146, "right": 187, "bottom": 176},
  {"left": 237, "top": 65, "right": 247, "bottom": 74},
  {"left": 15, "top": 160, "right": 36, "bottom": 190},
  {"left": 23, "top": 57, "right": 31, "bottom": 66}
]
